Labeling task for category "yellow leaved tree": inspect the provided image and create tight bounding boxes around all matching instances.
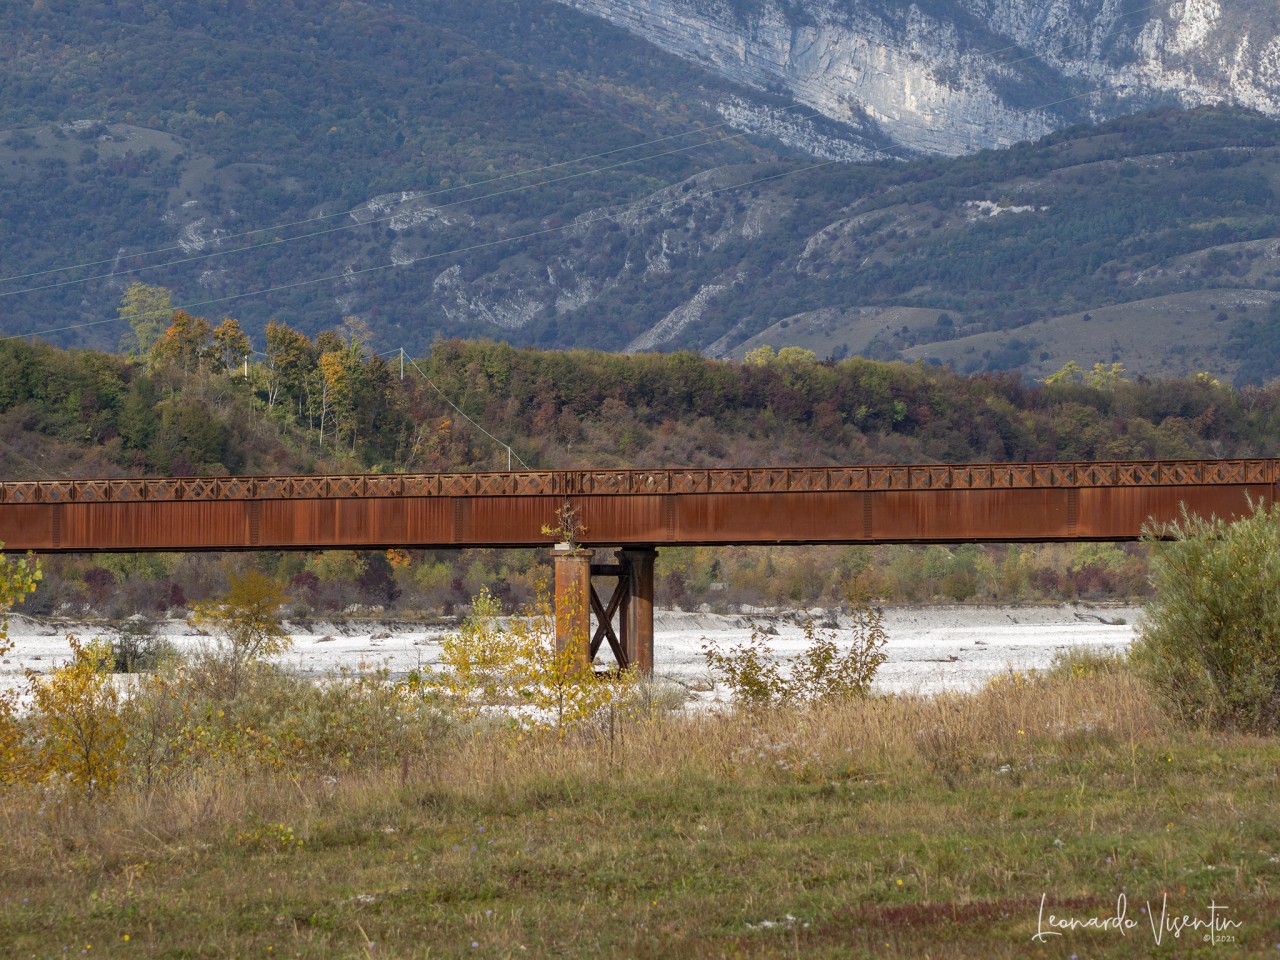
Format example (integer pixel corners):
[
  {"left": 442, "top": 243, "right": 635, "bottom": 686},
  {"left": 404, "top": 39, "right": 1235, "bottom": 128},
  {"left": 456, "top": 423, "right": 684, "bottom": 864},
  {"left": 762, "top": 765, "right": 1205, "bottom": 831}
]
[
  {"left": 26, "top": 637, "right": 126, "bottom": 796},
  {"left": 192, "top": 570, "right": 290, "bottom": 698},
  {"left": 430, "top": 582, "right": 636, "bottom": 735},
  {"left": 0, "top": 547, "right": 41, "bottom": 787}
]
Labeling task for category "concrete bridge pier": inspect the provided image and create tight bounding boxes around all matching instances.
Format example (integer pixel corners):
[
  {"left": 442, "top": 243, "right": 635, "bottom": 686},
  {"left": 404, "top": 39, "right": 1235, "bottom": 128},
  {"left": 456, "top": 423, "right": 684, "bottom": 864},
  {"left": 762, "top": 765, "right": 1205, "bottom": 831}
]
[{"left": 552, "top": 544, "right": 656, "bottom": 675}]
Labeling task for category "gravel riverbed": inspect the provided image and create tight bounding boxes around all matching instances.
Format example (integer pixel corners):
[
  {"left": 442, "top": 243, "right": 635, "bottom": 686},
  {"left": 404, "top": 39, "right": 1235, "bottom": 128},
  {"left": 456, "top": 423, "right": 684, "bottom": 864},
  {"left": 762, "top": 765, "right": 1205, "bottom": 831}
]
[{"left": 2, "top": 603, "right": 1140, "bottom": 701}]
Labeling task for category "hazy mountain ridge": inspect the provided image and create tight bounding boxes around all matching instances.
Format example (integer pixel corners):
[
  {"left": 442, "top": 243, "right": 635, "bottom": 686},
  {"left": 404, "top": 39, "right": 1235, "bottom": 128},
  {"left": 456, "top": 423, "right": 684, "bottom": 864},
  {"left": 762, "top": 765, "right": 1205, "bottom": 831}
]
[
  {"left": 386, "top": 109, "right": 1280, "bottom": 382},
  {"left": 0, "top": 0, "right": 799, "bottom": 346}
]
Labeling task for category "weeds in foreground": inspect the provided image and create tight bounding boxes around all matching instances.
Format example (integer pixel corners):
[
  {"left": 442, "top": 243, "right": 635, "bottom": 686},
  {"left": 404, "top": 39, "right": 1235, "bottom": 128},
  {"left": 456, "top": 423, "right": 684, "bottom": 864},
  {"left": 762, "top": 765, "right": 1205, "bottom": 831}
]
[
  {"left": 6, "top": 658, "right": 1272, "bottom": 960},
  {"left": 703, "top": 590, "right": 888, "bottom": 707},
  {"left": 425, "top": 581, "right": 641, "bottom": 735},
  {"left": 5, "top": 557, "right": 1279, "bottom": 956}
]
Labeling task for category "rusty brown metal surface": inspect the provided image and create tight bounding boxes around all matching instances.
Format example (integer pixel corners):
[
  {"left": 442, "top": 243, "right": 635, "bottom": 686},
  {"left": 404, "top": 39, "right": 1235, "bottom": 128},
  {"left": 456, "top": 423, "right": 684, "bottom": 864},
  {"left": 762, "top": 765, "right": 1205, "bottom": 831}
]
[
  {"left": 0, "top": 459, "right": 1274, "bottom": 552},
  {"left": 1, "top": 459, "right": 1274, "bottom": 506},
  {"left": 553, "top": 546, "right": 593, "bottom": 673},
  {"left": 619, "top": 548, "right": 656, "bottom": 674}
]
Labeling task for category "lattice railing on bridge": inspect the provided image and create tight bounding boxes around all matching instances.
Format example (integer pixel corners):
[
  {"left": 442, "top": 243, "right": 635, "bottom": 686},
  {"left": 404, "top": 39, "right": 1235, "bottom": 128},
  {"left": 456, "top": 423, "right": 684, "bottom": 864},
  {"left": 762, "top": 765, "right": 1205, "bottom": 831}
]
[{"left": 0, "top": 459, "right": 1275, "bottom": 505}]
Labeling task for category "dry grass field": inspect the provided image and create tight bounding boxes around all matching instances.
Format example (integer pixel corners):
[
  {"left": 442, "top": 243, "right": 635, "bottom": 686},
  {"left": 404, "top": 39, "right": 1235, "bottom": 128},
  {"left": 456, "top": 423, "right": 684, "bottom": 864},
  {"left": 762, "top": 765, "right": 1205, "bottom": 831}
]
[{"left": 3, "top": 655, "right": 1278, "bottom": 958}]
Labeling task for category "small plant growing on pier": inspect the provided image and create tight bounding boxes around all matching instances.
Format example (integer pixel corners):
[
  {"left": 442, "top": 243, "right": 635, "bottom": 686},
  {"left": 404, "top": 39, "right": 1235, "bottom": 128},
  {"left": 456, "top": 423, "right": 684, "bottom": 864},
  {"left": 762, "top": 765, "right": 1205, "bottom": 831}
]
[
  {"left": 541, "top": 499, "right": 587, "bottom": 547},
  {"left": 703, "top": 587, "right": 888, "bottom": 708}
]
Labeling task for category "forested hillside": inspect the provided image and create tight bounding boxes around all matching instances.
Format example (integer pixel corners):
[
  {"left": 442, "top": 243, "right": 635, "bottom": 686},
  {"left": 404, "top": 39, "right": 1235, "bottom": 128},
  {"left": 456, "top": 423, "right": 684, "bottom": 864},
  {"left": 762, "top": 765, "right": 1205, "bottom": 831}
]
[
  {"left": 5, "top": 313, "right": 1280, "bottom": 616},
  {"left": 3, "top": 0, "right": 1280, "bottom": 381},
  {"left": 0, "top": 0, "right": 811, "bottom": 348}
]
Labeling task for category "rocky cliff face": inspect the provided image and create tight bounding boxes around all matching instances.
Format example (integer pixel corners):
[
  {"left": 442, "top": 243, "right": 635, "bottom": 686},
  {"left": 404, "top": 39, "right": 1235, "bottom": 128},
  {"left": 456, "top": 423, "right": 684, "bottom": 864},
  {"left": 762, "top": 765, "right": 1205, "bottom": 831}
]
[{"left": 553, "top": 0, "right": 1280, "bottom": 155}]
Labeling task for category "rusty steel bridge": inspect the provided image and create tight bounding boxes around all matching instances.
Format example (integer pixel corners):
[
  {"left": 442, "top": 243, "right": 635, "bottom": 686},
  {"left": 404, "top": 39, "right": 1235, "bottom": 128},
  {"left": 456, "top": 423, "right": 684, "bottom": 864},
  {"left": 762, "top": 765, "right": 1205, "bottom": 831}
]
[{"left": 1, "top": 458, "right": 1273, "bottom": 672}]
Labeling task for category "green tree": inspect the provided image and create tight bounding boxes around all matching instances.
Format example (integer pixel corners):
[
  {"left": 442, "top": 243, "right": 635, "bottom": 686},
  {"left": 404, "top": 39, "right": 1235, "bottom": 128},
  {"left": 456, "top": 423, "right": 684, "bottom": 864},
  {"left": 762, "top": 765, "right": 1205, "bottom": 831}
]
[
  {"left": 210, "top": 317, "right": 252, "bottom": 375},
  {"left": 263, "top": 320, "right": 315, "bottom": 412},
  {"left": 118, "top": 282, "right": 174, "bottom": 358},
  {"left": 1132, "top": 501, "right": 1280, "bottom": 732}
]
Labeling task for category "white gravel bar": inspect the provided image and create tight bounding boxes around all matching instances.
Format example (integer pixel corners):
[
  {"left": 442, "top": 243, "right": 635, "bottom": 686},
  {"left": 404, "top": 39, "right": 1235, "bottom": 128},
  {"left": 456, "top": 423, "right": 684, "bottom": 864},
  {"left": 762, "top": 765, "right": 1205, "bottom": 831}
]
[{"left": 2, "top": 603, "right": 1140, "bottom": 700}]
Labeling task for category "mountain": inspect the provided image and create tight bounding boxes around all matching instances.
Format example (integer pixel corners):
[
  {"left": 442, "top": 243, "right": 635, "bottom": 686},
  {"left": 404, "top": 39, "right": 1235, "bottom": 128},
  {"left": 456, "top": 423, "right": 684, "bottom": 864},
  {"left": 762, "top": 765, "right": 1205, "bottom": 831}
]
[
  {"left": 2, "top": 3, "right": 1280, "bottom": 382},
  {"left": 343, "top": 107, "right": 1280, "bottom": 384},
  {"left": 0, "top": 0, "right": 816, "bottom": 347},
  {"left": 554, "top": 0, "right": 1280, "bottom": 155}
]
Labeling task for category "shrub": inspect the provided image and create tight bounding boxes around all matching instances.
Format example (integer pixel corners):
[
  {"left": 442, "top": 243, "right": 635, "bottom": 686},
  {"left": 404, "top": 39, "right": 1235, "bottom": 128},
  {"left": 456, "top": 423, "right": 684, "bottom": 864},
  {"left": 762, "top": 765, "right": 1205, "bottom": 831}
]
[
  {"left": 0, "top": 548, "right": 41, "bottom": 786},
  {"left": 0, "top": 547, "right": 41, "bottom": 652},
  {"left": 26, "top": 637, "right": 127, "bottom": 796},
  {"left": 1044, "top": 645, "right": 1127, "bottom": 682},
  {"left": 191, "top": 569, "right": 290, "bottom": 697},
  {"left": 1132, "top": 500, "right": 1280, "bottom": 732},
  {"left": 703, "top": 591, "right": 888, "bottom": 707},
  {"left": 111, "top": 617, "right": 175, "bottom": 673},
  {"left": 428, "top": 583, "right": 639, "bottom": 734}
]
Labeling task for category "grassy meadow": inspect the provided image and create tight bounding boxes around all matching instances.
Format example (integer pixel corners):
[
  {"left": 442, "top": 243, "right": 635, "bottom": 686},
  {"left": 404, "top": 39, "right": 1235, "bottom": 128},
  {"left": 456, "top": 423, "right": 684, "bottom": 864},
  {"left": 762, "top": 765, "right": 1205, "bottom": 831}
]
[{"left": 3, "top": 655, "right": 1279, "bottom": 959}]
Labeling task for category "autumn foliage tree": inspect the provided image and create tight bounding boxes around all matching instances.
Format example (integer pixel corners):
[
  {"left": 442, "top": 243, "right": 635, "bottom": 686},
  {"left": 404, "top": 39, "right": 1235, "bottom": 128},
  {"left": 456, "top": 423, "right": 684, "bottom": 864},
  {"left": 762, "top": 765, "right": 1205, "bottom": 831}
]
[
  {"left": 192, "top": 570, "right": 290, "bottom": 697},
  {"left": 150, "top": 310, "right": 214, "bottom": 374},
  {"left": 26, "top": 637, "right": 126, "bottom": 796},
  {"left": 0, "top": 548, "right": 42, "bottom": 787}
]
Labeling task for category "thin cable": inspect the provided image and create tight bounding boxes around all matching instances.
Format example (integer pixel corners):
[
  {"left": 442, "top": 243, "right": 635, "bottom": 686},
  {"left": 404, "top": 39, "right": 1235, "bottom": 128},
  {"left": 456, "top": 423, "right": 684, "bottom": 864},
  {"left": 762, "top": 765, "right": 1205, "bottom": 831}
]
[
  {"left": 0, "top": 125, "right": 778, "bottom": 300},
  {"left": 405, "top": 354, "right": 531, "bottom": 470},
  {"left": 0, "top": 104, "right": 816, "bottom": 288},
  {"left": 0, "top": 159, "right": 844, "bottom": 343}
]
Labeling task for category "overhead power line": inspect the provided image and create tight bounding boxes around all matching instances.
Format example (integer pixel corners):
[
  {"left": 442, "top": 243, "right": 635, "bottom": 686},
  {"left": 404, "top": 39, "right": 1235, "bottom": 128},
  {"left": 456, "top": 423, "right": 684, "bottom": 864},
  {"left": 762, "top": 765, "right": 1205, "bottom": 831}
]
[
  {"left": 402, "top": 352, "right": 531, "bottom": 471},
  {"left": 0, "top": 158, "right": 844, "bottom": 343},
  {"left": 0, "top": 124, "right": 783, "bottom": 302},
  {"left": 0, "top": 0, "right": 1191, "bottom": 344}
]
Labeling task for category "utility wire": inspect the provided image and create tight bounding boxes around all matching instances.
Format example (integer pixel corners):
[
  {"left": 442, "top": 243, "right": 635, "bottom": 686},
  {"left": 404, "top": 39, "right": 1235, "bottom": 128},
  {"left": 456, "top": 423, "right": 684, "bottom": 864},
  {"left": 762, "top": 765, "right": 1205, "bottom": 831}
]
[
  {"left": 0, "top": 125, "right": 780, "bottom": 301},
  {"left": 0, "top": 104, "right": 817, "bottom": 289},
  {"left": 404, "top": 353, "right": 531, "bottom": 471}
]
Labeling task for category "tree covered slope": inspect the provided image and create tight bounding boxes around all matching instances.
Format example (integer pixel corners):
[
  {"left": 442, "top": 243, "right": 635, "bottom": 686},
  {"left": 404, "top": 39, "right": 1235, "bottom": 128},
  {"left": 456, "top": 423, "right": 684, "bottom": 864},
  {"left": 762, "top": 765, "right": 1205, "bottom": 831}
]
[{"left": 1, "top": 2, "right": 1279, "bottom": 381}]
